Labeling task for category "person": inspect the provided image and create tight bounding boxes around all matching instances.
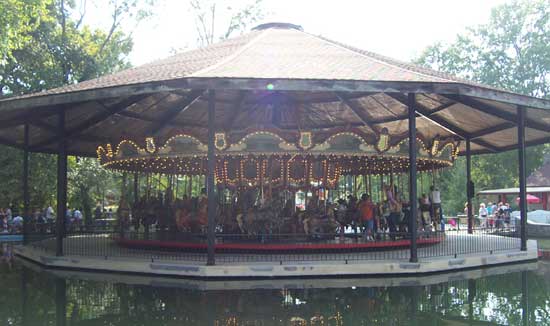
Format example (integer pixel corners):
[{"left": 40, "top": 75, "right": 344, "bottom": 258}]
[
  {"left": 73, "top": 208, "right": 83, "bottom": 230},
  {"left": 0, "top": 215, "right": 9, "bottom": 233},
  {"left": 491, "top": 203, "right": 499, "bottom": 227},
  {"left": 107, "top": 208, "right": 113, "bottom": 219},
  {"left": 336, "top": 199, "right": 347, "bottom": 239},
  {"left": 65, "top": 207, "right": 73, "bottom": 231},
  {"left": 12, "top": 214, "right": 24, "bottom": 232},
  {"left": 385, "top": 184, "right": 399, "bottom": 240},
  {"left": 94, "top": 205, "right": 102, "bottom": 220},
  {"left": 346, "top": 195, "right": 358, "bottom": 234},
  {"left": 5, "top": 206, "right": 12, "bottom": 221},
  {"left": 358, "top": 194, "right": 375, "bottom": 241},
  {"left": 430, "top": 186, "right": 442, "bottom": 227},
  {"left": 45, "top": 205, "right": 54, "bottom": 225},
  {"left": 419, "top": 194, "right": 431, "bottom": 230},
  {"left": 504, "top": 203, "right": 512, "bottom": 229},
  {"left": 479, "top": 203, "right": 488, "bottom": 228}
]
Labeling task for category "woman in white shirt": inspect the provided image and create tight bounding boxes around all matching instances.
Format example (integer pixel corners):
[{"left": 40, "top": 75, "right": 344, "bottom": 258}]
[{"left": 479, "top": 203, "right": 488, "bottom": 228}]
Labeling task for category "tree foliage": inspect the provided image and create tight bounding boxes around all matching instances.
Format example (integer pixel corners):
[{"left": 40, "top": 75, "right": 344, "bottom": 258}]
[
  {"left": 416, "top": 0, "right": 550, "bottom": 214},
  {"left": 0, "top": 0, "right": 50, "bottom": 64},
  {"left": 0, "top": 0, "right": 147, "bottom": 95},
  {"left": 0, "top": 0, "right": 156, "bottom": 213},
  {"left": 189, "top": 0, "right": 266, "bottom": 46}
]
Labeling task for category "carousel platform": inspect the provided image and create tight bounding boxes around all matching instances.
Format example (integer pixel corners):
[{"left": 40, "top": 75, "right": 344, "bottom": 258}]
[
  {"left": 113, "top": 235, "right": 443, "bottom": 253},
  {"left": 14, "top": 231, "right": 538, "bottom": 279}
]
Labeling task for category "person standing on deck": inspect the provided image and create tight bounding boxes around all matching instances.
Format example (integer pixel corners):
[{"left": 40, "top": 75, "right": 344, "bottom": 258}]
[
  {"left": 358, "top": 194, "right": 375, "bottom": 241},
  {"left": 430, "top": 186, "right": 442, "bottom": 230},
  {"left": 385, "top": 184, "right": 399, "bottom": 240}
]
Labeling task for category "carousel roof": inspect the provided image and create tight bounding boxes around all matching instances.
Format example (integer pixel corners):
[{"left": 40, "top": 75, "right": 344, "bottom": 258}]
[{"left": 0, "top": 22, "right": 548, "bottom": 157}]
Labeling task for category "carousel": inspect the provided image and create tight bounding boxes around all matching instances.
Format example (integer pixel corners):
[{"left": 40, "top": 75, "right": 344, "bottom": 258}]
[
  {"left": 2, "top": 22, "right": 546, "bottom": 265},
  {"left": 99, "top": 122, "right": 457, "bottom": 252}
]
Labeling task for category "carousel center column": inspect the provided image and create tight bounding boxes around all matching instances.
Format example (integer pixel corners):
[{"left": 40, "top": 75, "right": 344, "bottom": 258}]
[{"left": 207, "top": 89, "right": 216, "bottom": 266}]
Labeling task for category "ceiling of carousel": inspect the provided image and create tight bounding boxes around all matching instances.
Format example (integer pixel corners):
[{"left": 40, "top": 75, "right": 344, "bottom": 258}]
[{"left": 0, "top": 22, "right": 548, "bottom": 157}]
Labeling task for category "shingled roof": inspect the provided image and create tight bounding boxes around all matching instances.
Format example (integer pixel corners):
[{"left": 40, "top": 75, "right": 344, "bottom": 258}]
[{"left": 0, "top": 22, "right": 548, "bottom": 157}]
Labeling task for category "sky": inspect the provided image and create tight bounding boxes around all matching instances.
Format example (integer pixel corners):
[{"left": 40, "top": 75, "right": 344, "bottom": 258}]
[{"left": 88, "top": 0, "right": 510, "bottom": 66}]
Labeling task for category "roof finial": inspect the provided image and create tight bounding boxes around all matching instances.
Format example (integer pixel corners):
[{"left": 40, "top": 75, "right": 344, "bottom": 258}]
[{"left": 252, "top": 22, "right": 303, "bottom": 31}]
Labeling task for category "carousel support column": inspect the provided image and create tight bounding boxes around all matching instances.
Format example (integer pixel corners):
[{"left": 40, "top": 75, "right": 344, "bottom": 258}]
[
  {"left": 518, "top": 106, "right": 528, "bottom": 251},
  {"left": 133, "top": 172, "right": 139, "bottom": 205},
  {"left": 206, "top": 89, "right": 216, "bottom": 266},
  {"left": 466, "top": 138, "right": 473, "bottom": 234},
  {"left": 368, "top": 174, "right": 372, "bottom": 198},
  {"left": 22, "top": 124, "right": 30, "bottom": 244},
  {"left": 408, "top": 93, "right": 418, "bottom": 263},
  {"left": 56, "top": 109, "right": 67, "bottom": 257}
]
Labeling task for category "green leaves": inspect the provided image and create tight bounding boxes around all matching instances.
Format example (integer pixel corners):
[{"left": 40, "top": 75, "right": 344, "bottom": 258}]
[
  {"left": 1, "top": 0, "right": 138, "bottom": 96},
  {"left": 416, "top": 0, "right": 550, "bottom": 214},
  {"left": 417, "top": 0, "right": 550, "bottom": 98}
]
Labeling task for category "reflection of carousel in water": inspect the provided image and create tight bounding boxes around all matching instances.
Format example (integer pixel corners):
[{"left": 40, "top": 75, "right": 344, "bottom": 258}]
[{"left": 99, "top": 127, "right": 458, "bottom": 252}]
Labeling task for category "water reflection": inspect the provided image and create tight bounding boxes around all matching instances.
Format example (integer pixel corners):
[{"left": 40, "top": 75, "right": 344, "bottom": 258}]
[{"left": 2, "top": 250, "right": 549, "bottom": 325}]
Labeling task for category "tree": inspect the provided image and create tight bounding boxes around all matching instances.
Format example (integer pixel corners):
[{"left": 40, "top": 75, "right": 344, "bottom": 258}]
[
  {"left": 68, "top": 157, "right": 120, "bottom": 225},
  {"left": 0, "top": 0, "right": 156, "bottom": 213},
  {"left": 416, "top": 0, "right": 550, "bottom": 214},
  {"left": 0, "top": 0, "right": 50, "bottom": 63},
  {"left": 0, "top": 0, "right": 158, "bottom": 95},
  {"left": 189, "top": 0, "right": 266, "bottom": 46}
]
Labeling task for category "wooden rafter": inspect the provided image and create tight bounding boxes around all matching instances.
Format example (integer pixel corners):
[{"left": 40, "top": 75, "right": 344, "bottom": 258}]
[
  {"left": 335, "top": 92, "right": 378, "bottom": 133},
  {"left": 148, "top": 90, "right": 204, "bottom": 135},
  {"left": 444, "top": 94, "right": 549, "bottom": 132},
  {"left": 225, "top": 91, "right": 248, "bottom": 131},
  {"left": 30, "top": 94, "right": 149, "bottom": 150},
  {"left": 370, "top": 94, "right": 456, "bottom": 126},
  {"left": 469, "top": 122, "right": 515, "bottom": 139},
  {"left": 117, "top": 110, "right": 207, "bottom": 128},
  {"left": 387, "top": 93, "right": 469, "bottom": 139},
  {"left": 29, "top": 120, "right": 103, "bottom": 144},
  {"left": 388, "top": 94, "right": 502, "bottom": 152}
]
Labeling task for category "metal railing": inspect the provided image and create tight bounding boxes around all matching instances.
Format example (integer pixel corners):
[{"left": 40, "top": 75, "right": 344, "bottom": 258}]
[{"left": 22, "top": 223, "right": 521, "bottom": 264}]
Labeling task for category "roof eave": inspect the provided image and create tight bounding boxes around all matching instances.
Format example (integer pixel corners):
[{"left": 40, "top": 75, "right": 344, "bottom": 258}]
[{"left": 1, "top": 77, "right": 550, "bottom": 114}]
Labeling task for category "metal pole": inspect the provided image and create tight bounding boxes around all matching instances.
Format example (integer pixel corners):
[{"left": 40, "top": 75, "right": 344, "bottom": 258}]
[
  {"left": 133, "top": 172, "right": 139, "bottom": 205},
  {"left": 22, "top": 124, "right": 30, "bottom": 244},
  {"left": 518, "top": 106, "right": 527, "bottom": 251},
  {"left": 56, "top": 110, "right": 67, "bottom": 257},
  {"left": 408, "top": 93, "right": 418, "bottom": 263},
  {"left": 206, "top": 89, "right": 216, "bottom": 265},
  {"left": 466, "top": 138, "right": 473, "bottom": 234}
]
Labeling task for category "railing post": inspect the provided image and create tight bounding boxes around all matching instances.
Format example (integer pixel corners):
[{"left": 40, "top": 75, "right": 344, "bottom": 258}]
[
  {"left": 517, "top": 106, "right": 527, "bottom": 251},
  {"left": 56, "top": 109, "right": 67, "bottom": 256},
  {"left": 408, "top": 93, "right": 418, "bottom": 263},
  {"left": 466, "top": 138, "right": 473, "bottom": 234},
  {"left": 206, "top": 89, "right": 216, "bottom": 265}
]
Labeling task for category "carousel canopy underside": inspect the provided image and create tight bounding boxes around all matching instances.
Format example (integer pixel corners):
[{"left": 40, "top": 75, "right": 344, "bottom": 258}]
[{"left": 0, "top": 23, "right": 548, "bottom": 160}]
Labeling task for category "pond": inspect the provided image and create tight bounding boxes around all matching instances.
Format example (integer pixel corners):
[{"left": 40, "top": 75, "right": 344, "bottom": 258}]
[{"left": 1, "top": 244, "right": 549, "bottom": 325}]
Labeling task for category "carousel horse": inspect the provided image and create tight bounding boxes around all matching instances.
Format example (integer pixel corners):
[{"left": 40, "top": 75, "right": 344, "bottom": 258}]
[
  {"left": 117, "top": 198, "right": 131, "bottom": 236},
  {"left": 235, "top": 194, "right": 282, "bottom": 235},
  {"left": 196, "top": 195, "right": 208, "bottom": 232},
  {"left": 175, "top": 200, "right": 192, "bottom": 232}
]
